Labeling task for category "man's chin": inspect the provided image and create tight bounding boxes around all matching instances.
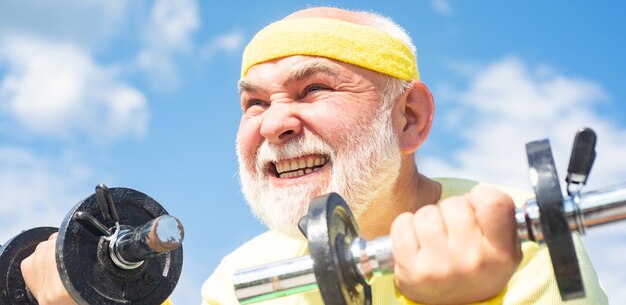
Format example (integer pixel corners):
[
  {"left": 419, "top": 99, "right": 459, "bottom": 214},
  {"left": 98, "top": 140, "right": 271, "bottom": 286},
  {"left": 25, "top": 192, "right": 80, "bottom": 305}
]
[{"left": 241, "top": 171, "right": 335, "bottom": 236}]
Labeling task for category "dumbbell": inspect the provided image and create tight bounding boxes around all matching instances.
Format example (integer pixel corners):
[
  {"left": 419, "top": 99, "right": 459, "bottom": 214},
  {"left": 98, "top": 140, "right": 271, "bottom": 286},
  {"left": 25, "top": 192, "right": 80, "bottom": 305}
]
[
  {"left": 0, "top": 184, "right": 184, "bottom": 305},
  {"left": 233, "top": 128, "right": 626, "bottom": 305}
]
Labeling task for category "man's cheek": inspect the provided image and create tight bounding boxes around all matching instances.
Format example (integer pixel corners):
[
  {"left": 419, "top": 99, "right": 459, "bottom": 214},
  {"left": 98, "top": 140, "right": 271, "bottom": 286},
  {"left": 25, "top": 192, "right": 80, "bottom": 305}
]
[{"left": 236, "top": 135, "right": 258, "bottom": 164}]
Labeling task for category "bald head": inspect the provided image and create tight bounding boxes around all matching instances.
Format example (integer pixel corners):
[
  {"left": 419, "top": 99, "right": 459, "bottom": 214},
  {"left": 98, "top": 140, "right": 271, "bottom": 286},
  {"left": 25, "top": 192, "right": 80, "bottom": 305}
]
[{"left": 284, "top": 7, "right": 369, "bottom": 25}]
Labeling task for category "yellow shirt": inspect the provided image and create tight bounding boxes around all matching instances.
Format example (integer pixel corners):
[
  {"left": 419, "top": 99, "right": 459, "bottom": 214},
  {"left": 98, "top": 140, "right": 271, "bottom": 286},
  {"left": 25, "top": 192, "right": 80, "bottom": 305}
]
[{"left": 201, "top": 178, "right": 608, "bottom": 305}]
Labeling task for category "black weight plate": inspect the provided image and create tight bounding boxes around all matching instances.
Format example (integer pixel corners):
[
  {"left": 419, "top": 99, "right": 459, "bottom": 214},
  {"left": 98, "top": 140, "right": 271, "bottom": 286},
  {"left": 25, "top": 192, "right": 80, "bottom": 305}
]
[
  {"left": 0, "top": 227, "right": 58, "bottom": 305},
  {"left": 526, "top": 139, "right": 584, "bottom": 300},
  {"left": 307, "top": 193, "right": 371, "bottom": 305},
  {"left": 56, "top": 188, "right": 183, "bottom": 305}
]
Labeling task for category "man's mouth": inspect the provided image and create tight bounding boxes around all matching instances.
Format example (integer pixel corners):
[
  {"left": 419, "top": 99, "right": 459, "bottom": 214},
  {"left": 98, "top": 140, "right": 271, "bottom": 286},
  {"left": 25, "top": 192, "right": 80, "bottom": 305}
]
[{"left": 271, "top": 155, "right": 329, "bottom": 178}]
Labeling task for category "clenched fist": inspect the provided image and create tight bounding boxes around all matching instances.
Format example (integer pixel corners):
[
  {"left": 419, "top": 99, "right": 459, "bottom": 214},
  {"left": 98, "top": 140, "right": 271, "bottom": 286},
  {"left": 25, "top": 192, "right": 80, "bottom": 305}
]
[
  {"left": 391, "top": 185, "right": 522, "bottom": 304},
  {"left": 20, "top": 233, "right": 77, "bottom": 305}
]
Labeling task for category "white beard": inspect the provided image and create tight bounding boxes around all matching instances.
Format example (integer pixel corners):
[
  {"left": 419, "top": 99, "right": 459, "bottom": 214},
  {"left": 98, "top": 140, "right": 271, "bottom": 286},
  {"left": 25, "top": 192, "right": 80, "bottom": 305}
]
[{"left": 237, "top": 106, "right": 401, "bottom": 237}]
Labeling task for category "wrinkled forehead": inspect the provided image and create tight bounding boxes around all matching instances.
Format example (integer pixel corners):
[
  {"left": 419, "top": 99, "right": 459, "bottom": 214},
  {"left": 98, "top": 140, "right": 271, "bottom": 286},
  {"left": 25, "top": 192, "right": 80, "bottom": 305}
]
[{"left": 240, "top": 17, "right": 419, "bottom": 82}]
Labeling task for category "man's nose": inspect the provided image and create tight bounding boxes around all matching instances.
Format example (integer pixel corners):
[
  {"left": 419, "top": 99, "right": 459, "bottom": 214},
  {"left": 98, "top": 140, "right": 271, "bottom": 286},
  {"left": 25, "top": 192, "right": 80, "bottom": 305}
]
[{"left": 260, "top": 105, "right": 303, "bottom": 144}]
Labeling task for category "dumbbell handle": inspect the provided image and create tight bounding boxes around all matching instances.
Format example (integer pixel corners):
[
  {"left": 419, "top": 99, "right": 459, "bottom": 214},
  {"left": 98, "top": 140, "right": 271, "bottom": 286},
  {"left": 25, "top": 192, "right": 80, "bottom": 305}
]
[
  {"left": 233, "top": 184, "right": 626, "bottom": 304},
  {"left": 517, "top": 183, "right": 626, "bottom": 241},
  {"left": 109, "top": 215, "right": 184, "bottom": 269}
]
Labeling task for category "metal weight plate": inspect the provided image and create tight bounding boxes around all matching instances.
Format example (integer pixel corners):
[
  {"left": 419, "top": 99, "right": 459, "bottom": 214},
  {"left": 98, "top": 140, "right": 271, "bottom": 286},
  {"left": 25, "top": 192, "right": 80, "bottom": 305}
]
[
  {"left": 56, "top": 188, "right": 183, "bottom": 305},
  {"left": 0, "top": 227, "right": 58, "bottom": 305},
  {"left": 526, "top": 139, "right": 584, "bottom": 300},
  {"left": 307, "top": 193, "right": 371, "bottom": 305}
]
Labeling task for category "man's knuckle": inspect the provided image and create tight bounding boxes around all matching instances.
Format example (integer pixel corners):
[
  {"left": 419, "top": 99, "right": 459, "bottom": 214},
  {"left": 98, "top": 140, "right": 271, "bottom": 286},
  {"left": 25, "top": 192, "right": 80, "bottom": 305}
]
[
  {"left": 437, "top": 197, "right": 456, "bottom": 210},
  {"left": 414, "top": 204, "right": 437, "bottom": 220},
  {"left": 34, "top": 241, "right": 46, "bottom": 252},
  {"left": 392, "top": 212, "right": 412, "bottom": 232},
  {"left": 470, "top": 185, "right": 503, "bottom": 202}
]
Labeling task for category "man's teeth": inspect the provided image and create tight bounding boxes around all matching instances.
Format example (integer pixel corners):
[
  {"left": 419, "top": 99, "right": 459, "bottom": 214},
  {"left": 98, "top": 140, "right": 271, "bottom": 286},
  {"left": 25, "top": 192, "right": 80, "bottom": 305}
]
[{"left": 275, "top": 156, "right": 327, "bottom": 178}]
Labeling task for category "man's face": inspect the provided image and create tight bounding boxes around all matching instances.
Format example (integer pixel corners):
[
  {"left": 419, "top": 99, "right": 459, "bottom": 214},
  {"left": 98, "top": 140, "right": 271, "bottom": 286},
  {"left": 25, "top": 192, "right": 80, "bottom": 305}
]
[{"left": 236, "top": 56, "right": 402, "bottom": 236}]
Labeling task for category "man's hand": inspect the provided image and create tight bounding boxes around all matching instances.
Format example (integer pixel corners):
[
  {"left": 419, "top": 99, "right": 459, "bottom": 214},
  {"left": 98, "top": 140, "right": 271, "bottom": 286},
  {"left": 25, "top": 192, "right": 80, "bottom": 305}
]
[
  {"left": 390, "top": 185, "right": 522, "bottom": 304},
  {"left": 20, "top": 233, "right": 77, "bottom": 305}
]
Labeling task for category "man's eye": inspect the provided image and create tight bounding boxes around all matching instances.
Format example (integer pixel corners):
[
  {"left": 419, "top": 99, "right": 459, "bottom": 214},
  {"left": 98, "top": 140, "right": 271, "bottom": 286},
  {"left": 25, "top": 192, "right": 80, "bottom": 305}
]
[
  {"left": 246, "top": 99, "right": 268, "bottom": 109},
  {"left": 301, "top": 84, "right": 331, "bottom": 97}
]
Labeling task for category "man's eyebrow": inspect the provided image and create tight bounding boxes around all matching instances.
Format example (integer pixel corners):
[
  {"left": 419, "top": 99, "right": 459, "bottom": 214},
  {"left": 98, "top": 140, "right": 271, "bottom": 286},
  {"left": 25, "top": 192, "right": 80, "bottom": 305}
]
[
  {"left": 287, "top": 60, "right": 340, "bottom": 83},
  {"left": 238, "top": 79, "right": 262, "bottom": 95},
  {"left": 238, "top": 60, "right": 340, "bottom": 95}
]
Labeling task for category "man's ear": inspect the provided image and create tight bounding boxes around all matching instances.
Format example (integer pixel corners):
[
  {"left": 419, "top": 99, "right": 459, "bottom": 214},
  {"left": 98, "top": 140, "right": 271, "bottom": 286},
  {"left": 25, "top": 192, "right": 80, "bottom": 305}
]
[{"left": 396, "top": 80, "right": 434, "bottom": 155}]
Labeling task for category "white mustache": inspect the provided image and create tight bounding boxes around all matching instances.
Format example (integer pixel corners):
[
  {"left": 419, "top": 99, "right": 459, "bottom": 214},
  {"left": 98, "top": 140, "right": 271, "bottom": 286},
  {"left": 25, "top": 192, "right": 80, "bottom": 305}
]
[{"left": 255, "top": 135, "right": 336, "bottom": 174}]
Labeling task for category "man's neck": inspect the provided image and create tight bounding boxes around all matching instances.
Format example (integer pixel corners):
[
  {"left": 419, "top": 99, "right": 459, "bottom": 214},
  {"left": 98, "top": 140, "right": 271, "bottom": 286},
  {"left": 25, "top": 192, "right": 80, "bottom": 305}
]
[{"left": 357, "top": 163, "right": 441, "bottom": 240}]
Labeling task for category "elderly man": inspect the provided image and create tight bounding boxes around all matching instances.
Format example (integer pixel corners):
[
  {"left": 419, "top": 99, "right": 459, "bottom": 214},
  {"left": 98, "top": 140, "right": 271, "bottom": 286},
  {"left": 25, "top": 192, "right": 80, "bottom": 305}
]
[
  {"left": 21, "top": 6, "right": 606, "bottom": 305},
  {"left": 201, "top": 6, "right": 607, "bottom": 305}
]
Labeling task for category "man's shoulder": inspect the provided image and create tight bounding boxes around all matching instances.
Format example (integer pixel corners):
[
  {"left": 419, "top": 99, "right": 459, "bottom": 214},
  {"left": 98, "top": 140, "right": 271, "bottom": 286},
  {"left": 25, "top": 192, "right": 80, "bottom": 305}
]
[{"left": 222, "top": 230, "right": 308, "bottom": 267}]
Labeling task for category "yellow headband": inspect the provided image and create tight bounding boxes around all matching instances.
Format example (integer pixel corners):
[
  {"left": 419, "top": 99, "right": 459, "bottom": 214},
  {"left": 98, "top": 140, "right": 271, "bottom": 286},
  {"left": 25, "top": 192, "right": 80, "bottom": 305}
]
[{"left": 241, "top": 18, "right": 419, "bottom": 81}]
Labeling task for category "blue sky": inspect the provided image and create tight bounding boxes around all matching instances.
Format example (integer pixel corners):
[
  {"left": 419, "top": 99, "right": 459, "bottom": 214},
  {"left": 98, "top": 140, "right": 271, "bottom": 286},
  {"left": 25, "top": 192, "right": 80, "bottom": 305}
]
[{"left": 1, "top": 1, "right": 625, "bottom": 304}]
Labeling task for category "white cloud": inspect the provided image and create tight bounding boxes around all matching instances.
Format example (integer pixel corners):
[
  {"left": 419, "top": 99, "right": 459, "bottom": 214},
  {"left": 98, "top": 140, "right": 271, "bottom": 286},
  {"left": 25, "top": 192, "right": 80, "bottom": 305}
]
[
  {"left": 422, "top": 56, "right": 626, "bottom": 303},
  {"left": 0, "top": 146, "right": 93, "bottom": 242},
  {"left": 431, "top": 0, "right": 453, "bottom": 16},
  {"left": 0, "top": 35, "right": 148, "bottom": 142},
  {"left": 149, "top": 0, "right": 199, "bottom": 51},
  {"left": 200, "top": 29, "right": 245, "bottom": 60},
  {"left": 424, "top": 56, "right": 623, "bottom": 190},
  {"left": 138, "top": 49, "right": 181, "bottom": 89},
  {"left": 138, "top": 0, "right": 200, "bottom": 89}
]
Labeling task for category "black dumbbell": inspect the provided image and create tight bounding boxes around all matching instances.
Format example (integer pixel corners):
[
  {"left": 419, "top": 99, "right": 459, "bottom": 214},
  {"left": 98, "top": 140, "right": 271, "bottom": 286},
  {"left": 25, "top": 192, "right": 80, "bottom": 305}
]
[
  {"left": 233, "top": 128, "right": 626, "bottom": 305},
  {"left": 0, "top": 184, "right": 184, "bottom": 305}
]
